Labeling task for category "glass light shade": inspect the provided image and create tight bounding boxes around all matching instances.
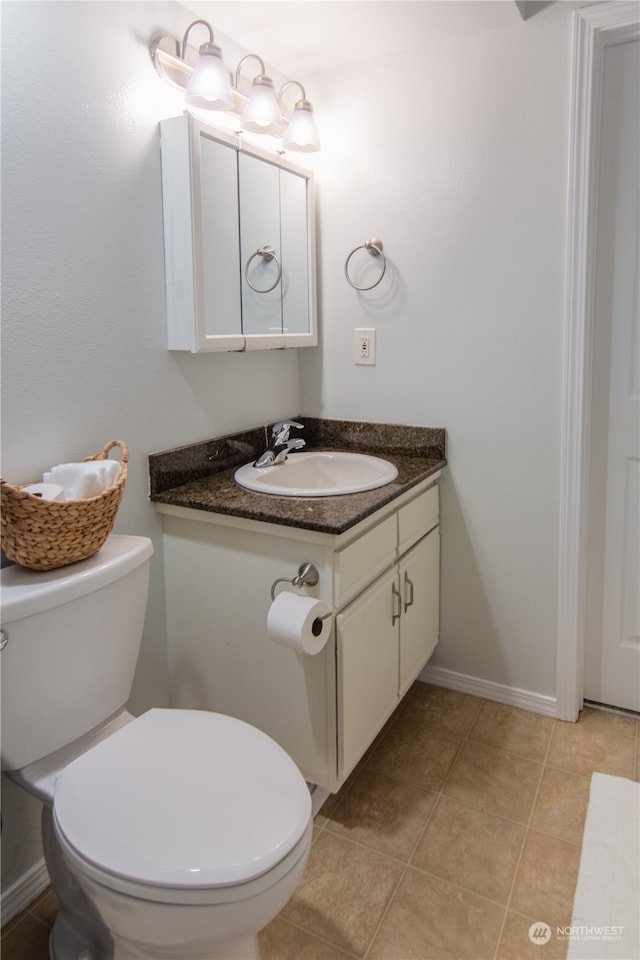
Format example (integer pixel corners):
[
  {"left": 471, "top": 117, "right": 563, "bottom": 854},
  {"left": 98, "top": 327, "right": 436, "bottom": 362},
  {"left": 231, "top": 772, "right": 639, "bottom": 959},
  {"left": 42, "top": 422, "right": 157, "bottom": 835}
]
[
  {"left": 185, "top": 43, "right": 233, "bottom": 110},
  {"left": 241, "top": 76, "right": 282, "bottom": 135},
  {"left": 282, "top": 100, "right": 320, "bottom": 152}
]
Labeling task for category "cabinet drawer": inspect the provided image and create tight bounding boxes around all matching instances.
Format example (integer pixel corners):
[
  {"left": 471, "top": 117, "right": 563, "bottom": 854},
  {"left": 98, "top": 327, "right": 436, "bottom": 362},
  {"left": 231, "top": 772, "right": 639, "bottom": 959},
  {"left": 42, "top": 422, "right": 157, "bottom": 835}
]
[
  {"left": 334, "top": 514, "right": 397, "bottom": 609},
  {"left": 398, "top": 484, "right": 439, "bottom": 555}
]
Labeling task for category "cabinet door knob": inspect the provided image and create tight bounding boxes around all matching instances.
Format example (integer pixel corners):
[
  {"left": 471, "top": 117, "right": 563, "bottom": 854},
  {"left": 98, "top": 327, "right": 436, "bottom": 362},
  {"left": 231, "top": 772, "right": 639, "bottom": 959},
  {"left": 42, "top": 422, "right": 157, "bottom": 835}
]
[
  {"left": 403, "top": 571, "right": 415, "bottom": 613},
  {"left": 391, "top": 581, "right": 402, "bottom": 625}
]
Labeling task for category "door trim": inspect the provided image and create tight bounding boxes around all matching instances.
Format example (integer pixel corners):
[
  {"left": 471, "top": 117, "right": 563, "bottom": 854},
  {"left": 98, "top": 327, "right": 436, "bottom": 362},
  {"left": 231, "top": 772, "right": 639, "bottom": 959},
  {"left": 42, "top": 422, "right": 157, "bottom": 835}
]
[{"left": 557, "top": 2, "right": 640, "bottom": 721}]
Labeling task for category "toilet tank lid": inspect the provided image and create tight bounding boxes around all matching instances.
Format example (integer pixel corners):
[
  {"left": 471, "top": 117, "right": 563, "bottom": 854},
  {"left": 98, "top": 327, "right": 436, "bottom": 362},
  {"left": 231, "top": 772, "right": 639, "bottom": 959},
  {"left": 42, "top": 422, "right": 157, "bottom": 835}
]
[{"left": 0, "top": 535, "right": 153, "bottom": 622}]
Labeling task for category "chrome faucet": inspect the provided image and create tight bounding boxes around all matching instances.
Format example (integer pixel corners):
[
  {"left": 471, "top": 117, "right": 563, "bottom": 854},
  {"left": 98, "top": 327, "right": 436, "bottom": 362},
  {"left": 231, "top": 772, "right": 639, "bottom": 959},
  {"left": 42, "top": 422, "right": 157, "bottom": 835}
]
[{"left": 254, "top": 420, "right": 305, "bottom": 468}]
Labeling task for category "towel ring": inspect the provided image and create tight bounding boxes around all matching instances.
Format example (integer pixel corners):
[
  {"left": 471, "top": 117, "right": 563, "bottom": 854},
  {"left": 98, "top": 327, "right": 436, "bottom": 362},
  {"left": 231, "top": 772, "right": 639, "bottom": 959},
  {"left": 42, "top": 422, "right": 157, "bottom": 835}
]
[
  {"left": 344, "top": 238, "right": 386, "bottom": 291},
  {"left": 245, "top": 245, "right": 282, "bottom": 293}
]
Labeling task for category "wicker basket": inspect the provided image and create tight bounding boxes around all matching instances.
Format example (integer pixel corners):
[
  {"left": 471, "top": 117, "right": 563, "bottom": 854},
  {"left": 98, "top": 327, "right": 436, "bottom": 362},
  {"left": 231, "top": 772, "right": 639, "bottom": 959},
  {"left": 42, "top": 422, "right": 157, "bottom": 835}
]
[{"left": 0, "top": 440, "right": 128, "bottom": 571}]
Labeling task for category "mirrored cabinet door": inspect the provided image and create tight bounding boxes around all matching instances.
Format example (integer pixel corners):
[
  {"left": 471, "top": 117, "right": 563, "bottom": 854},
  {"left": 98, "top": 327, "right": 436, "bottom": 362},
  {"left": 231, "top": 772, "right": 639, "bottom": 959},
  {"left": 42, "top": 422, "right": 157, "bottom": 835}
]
[
  {"left": 238, "top": 151, "right": 285, "bottom": 346},
  {"left": 160, "top": 115, "right": 244, "bottom": 352},
  {"left": 280, "top": 167, "right": 310, "bottom": 338},
  {"left": 197, "top": 132, "right": 242, "bottom": 341},
  {"left": 160, "top": 113, "right": 317, "bottom": 353}
]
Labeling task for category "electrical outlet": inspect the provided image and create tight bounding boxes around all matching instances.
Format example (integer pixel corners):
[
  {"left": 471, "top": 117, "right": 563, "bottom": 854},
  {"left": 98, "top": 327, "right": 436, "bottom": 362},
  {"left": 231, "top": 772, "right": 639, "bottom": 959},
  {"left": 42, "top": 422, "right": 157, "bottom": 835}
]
[{"left": 354, "top": 328, "right": 376, "bottom": 365}]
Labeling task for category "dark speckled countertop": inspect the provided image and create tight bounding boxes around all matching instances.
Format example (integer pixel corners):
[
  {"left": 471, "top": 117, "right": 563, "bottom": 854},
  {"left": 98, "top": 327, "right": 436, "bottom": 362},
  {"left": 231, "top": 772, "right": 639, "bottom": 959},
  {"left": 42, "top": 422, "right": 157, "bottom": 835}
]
[{"left": 149, "top": 417, "right": 446, "bottom": 535}]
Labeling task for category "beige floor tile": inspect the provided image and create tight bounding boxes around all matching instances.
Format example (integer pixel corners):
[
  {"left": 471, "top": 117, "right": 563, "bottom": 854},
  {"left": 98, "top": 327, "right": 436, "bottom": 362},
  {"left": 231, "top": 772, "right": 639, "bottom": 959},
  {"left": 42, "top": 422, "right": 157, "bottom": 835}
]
[
  {"left": 281, "top": 831, "right": 403, "bottom": 957},
  {"left": 315, "top": 772, "right": 359, "bottom": 827},
  {"left": 1, "top": 914, "right": 51, "bottom": 960},
  {"left": 510, "top": 829, "right": 581, "bottom": 929},
  {"left": 547, "top": 710, "right": 636, "bottom": 779},
  {"left": 314, "top": 803, "right": 337, "bottom": 829},
  {"left": 7, "top": 693, "right": 627, "bottom": 960},
  {"left": 443, "top": 740, "right": 542, "bottom": 823},
  {"left": 397, "top": 683, "right": 483, "bottom": 738},
  {"left": 29, "top": 888, "right": 60, "bottom": 928},
  {"left": 325, "top": 768, "right": 437, "bottom": 861},
  {"left": 497, "top": 911, "right": 569, "bottom": 959},
  {"left": 411, "top": 795, "right": 526, "bottom": 904},
  {"left": 470, "top": 701, "right": 554, "bottom": 761},
  {"left": 579, "top": 706, "right": 638, "bottom": 738},
  {"left": 368, "top": 866, "right": 505, "bottom": 960},
  {"left": 259, "top": 917, "right": 355, "bottom": 959},
  {"left": 365, "top": 720, "right": 461, "bottom": 791},
  {"left": 530, "top": 766, "right": 590, "bottom": 845}
]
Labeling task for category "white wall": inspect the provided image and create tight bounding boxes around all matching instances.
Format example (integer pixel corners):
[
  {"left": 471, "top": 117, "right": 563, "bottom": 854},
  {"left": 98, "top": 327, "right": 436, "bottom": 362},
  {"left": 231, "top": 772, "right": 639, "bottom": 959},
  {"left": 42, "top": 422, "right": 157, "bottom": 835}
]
[
  {"left": 300, "top": 1, "right": 576, "bottom": 695},
  {"left": 0, "top": 0, "right": 302, "bottom": 896}
]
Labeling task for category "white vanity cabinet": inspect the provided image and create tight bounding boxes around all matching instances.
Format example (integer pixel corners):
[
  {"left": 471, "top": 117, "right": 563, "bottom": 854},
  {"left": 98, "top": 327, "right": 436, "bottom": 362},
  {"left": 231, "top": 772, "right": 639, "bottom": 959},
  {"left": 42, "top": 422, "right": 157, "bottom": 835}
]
[
  {"left": 159, "top": 113, "right": 317, "bottom": 353},
  {"left": 157, "top": 474, "right": 440, "bottom": 792},
  {"left": 336, "top": 484, "right": 440, "bottom": 777}
]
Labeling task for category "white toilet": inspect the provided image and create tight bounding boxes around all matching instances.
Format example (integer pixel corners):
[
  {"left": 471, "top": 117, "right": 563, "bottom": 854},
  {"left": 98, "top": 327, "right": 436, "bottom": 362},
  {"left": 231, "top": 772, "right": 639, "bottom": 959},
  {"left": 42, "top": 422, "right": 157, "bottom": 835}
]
[{"left": 0, "top": 534, "right": 312, "bottom": 960}]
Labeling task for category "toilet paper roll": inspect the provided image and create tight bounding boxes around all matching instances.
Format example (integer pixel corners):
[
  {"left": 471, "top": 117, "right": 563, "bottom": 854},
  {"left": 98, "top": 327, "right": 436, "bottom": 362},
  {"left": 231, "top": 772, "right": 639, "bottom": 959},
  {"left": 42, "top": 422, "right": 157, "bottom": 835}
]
[
  {"left": 267, "top": 592, "right": 332, "bottom": 655},
  {"left": 22, "top": 483, "right": 65, "bottom": 501}
]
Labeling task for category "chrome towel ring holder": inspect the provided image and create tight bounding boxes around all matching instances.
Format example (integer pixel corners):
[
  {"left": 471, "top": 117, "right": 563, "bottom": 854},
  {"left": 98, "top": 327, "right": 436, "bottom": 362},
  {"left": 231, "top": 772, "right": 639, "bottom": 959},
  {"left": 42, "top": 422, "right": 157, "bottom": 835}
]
[
  {"left": 344, "top": 238, "right": 386, "bottom": 290},
  {"left": 270, "top": 562, "right": 319, "bottom": 601},
  {"left": 245, "top": 245, "right": 282, "bottom": 293}
]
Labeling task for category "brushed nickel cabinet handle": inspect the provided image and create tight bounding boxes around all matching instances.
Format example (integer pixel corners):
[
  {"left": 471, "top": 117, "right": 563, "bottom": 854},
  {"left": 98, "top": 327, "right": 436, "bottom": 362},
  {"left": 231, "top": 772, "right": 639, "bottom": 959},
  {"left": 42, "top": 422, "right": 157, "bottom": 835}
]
[
  {"left": 392, "top": 581, "right": 401, "bottom": 625},
  {"left": 404, "top": 571, "right": 414, "bottom": 613}
]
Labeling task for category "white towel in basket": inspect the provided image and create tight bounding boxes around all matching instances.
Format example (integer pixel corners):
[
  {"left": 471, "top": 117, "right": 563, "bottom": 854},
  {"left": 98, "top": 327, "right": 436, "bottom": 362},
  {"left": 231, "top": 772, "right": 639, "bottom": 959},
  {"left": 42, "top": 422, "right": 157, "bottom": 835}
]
[{"left": 43, "top": 460, "right": 121, "bottom": 501}]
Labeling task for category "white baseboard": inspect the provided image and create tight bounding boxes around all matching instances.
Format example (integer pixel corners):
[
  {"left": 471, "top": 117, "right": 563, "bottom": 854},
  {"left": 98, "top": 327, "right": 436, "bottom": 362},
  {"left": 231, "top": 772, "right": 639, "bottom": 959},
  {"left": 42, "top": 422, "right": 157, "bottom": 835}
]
[
  {"left": 419, "top": 664, "right": 558, "bottom": 718},
  {"left": 1, "top": 857, "right": 49, "bottom": 926}
]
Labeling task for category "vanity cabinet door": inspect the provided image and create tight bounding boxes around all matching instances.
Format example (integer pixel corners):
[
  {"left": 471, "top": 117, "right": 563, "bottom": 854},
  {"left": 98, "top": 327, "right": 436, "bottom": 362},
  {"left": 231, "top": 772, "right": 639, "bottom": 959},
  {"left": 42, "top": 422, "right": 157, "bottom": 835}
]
[
  {"left": 335, "top": 485, "right": 440, "bottom": 781},
  {"left": 398, "top": 529, "right": 440, "bottom": 697},
  {"left": 336, "top": 566, "right": 399, "bottom": 777}
]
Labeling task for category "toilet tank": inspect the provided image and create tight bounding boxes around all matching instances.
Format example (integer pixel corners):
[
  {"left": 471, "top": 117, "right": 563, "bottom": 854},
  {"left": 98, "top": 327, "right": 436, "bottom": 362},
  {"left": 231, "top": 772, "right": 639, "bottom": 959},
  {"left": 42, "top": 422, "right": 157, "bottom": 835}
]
[{"left": 0, "top": 535, "right": 153, "bottom": 771}]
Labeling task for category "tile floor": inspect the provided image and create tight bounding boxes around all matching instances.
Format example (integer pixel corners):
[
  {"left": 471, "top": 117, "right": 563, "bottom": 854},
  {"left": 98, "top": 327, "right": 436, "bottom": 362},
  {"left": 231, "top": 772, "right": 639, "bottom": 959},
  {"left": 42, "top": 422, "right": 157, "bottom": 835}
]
[{"left": 2, "top": 683, "right": 638, "bottom": 960}]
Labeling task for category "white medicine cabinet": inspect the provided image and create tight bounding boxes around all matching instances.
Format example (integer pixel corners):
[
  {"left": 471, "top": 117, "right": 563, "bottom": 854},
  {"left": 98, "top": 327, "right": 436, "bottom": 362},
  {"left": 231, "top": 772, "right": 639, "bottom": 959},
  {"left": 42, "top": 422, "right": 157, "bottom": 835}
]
[{"left": 159, "top": 113, "right": 317, "bottom": 352}]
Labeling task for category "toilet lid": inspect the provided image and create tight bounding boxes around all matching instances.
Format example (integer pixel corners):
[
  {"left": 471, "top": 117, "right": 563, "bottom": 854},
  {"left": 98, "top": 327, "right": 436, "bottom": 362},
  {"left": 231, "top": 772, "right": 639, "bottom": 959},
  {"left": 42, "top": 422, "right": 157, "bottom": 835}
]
[{"left": 53, "top": 709, "right": 311, "bottom": 889}]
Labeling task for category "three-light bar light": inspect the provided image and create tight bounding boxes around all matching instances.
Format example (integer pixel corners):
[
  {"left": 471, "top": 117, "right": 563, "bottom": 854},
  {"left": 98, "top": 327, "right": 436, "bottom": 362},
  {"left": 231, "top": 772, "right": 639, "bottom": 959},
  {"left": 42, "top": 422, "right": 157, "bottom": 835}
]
[{"left": 150, "top": 19, "right": 320, "bottom": 153}]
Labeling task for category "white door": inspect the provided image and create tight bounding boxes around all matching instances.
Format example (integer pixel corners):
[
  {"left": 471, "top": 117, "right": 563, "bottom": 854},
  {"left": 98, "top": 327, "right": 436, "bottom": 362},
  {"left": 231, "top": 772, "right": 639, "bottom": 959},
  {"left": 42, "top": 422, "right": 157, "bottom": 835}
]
[{"left": 584, "top": 36, "right": 640, "bottom": 712}]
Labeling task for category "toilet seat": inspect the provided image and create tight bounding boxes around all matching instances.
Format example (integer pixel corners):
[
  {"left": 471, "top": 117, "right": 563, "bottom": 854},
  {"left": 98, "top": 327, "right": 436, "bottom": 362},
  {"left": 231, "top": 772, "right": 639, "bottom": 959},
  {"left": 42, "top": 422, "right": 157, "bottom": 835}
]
[{"left": 53, "top": 709, "right": 312, "bottom": 902}]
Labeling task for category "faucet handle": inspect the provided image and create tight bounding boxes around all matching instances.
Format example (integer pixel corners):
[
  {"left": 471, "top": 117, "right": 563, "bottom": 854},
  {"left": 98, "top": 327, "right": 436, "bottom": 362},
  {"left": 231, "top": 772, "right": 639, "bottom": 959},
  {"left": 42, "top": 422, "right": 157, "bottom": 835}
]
[{"left": 271, "top": 419, "right": 303, "bottom": 444}]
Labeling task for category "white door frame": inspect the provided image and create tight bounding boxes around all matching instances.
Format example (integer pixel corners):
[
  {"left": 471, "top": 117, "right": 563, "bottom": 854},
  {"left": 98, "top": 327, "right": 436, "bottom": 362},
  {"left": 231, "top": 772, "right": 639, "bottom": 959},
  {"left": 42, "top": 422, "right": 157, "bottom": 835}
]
[{"left": 557, "top": 1, "right": 640, "bottom": 721}]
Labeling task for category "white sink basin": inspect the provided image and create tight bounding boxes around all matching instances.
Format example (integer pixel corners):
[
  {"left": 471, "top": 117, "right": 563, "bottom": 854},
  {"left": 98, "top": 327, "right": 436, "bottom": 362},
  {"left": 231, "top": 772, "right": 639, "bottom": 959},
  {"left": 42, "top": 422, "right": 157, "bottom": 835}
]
[{"left": 234, "top": 451, "right": 398, "bottom": 497}]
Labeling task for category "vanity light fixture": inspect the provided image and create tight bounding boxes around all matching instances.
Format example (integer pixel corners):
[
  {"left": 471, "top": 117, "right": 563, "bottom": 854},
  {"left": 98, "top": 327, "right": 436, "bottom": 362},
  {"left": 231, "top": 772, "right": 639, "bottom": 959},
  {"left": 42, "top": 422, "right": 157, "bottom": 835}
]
[
  {"left": 150, "top": 19, "right": 320, "bottom": 152},
  {"left": 185, "top": 45, "right": 233, "bottom": 109},
  {"left": 157, "top": 20, "right": 233, "bottom": 110},
  {"left": 235, "top": 55, "right": 282, "bottom": 135},
  {"left": 279, "top": 81, "right": 321, "bottom": 153}
]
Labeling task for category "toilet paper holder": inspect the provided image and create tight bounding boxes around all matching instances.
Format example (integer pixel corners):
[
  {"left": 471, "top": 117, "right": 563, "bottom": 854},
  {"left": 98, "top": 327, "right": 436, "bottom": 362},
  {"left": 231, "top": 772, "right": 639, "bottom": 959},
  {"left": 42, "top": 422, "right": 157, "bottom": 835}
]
[{"left": 270, "top": 562, "right": 321, "bottom": 601}]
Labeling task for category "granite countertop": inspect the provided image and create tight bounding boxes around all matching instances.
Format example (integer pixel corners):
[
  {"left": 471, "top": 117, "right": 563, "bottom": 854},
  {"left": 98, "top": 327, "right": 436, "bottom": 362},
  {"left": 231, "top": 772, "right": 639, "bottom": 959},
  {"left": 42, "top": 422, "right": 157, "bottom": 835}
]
[{"left": 149, "top": 417, "right": 446, "bottom": 536}]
